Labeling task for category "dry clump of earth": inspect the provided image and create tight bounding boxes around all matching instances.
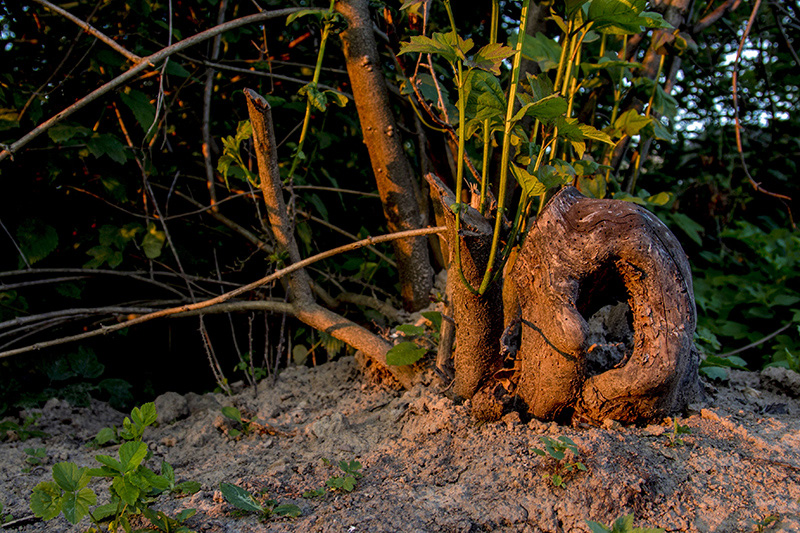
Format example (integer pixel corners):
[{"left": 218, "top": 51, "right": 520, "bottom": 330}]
[{"left": 1, "top": 356, "right": 799, "bottom": 533}]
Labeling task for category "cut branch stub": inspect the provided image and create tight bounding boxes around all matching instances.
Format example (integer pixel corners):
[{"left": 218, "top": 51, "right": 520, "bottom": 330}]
[
  {"left": 426, "top": 173, "right": 504, "bottom": 400},
  {"left": 512, "top": 187, "right": 700, "bottom": 424}
]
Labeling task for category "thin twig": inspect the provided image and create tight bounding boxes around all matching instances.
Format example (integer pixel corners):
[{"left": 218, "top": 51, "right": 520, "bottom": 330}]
[
  {"left": 202, "top": 0, "right": 229, "bottom": 207},
  {"left": 297, "top": 209, "right": 396, "bottom": 267},
  {"left": 0, "top": 7, "right": 318, "bottom": 162},
  {"left": 31, "top": 0, "right": 142, "bottom": 63},
  {"left": 732, "top": 0, "right": 792, "bottom": 203},
  {"left": 0, "top": 226, "right": 445, "bottom": 360},
  {"left": 718, "top": 322, "right": 794, "bottom": 358},
  {"left": 187, "top": 57, "right": 352, "bottom": 98}
]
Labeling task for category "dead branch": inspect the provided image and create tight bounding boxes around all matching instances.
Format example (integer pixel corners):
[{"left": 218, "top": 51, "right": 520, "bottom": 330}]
[
  {"left": 0, "top": 224, "right": 444, "bottom": 364},
  {"left": 31, "top": 0, "right": 142, "bottom": 63},
  {"left": 732, "top": 0, "right": 792, "bottom": 204},
  {"left": 0, "top": 7, "right": 319, "bottom": 163},
  {"left": 693, "top": 0, "right": 741, "bottom": 34}
]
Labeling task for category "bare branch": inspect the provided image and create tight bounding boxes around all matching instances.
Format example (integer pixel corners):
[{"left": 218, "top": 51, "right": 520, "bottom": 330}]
[
  {"left": 202, "top": 0, "right": 229, "bottom": 207},
  {"left": 31, "top": 0, "right": 142, "bottom": 63},
  {"left": 732, "top": 0, "right": 792, "bottom": 204},
  {"left": 693, "top": 0, "right": 741, "bottom": 34},
  {"left": 0, "top": 7, "right": 319, "bottom": 163},
  {"left": 0, "top": 225, "right": 445, "bottom": 361}
]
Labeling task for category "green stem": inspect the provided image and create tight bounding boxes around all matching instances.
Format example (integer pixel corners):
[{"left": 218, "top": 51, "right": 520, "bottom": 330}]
[
  {"left": 646, "top": 53, "right": 666, "bottom": 118},
  {"left": 479, "top": 120, "right": 490, "bottom": 215},
  {"left": 287, "top": 0, "right": 335, "bottom": 181},
  {"left": 478, "top": 2, "right": 529, "bottom": 295},
  {"left": 479, "top": 0, "right": 500, "bottom": 216}
]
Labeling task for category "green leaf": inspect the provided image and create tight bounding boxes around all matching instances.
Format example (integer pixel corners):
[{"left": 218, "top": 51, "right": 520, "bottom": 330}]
[
  {"left": 515, "top": 93, "right": 568, "bottom": 123},
  {"left": 174, "top": 480, "right": 202, "bottom": 495},
  {"left": 16, "top": 219, "right": 58, "bottom": 265},
  {"left": 69, "top": 346, "right": 104, "bottom": 379},
  {"left": 399, "top": 32, "right": 473, "bottom": 63},
  {"left": 510, "top": 164, "right": 547, "bottom": 198},
  {"left": 142, "top": 224, "right": 166, "bottom": 259},
  {"left": 702, "top": 355, "right": 748, "bottom": 370},
  {"left": 292, "top": 344, "right": 309, "bottom": 365},
  {"left": 30, "top": 481, "right": 63, "bottom": 520},
  {"left": 642, "top": 116, "right": 675, "bottom": 142},
  {"left": 566, "top": 0, "right": 591, "bottom": 16},
  {"left": 386, "top": 341, "right": 427, "bottom": 366},
  {"left": 52, "top": 462, "right": 91, "bottom": 492},
  {"left": 324, "top": 90, "right": 349, "bottom": 107},
  {"left": 396, "top": 324, "right": 426, "bottom": 336},
  {"left": 112, "top": 475, "right": 140, "bottom": 506},
  {"left": 161, "top": 461, "right": 175, "bottom": 485},
  {"left": 221, "top": 405, "right": 242, "bottom": 423},
  {"left": 137, "top": 402, "right": 157, "bottom": 426},
  {"left": 298, "top": 83, "right": 328, "bottom": 112},
  {"left": 586, "top": 520, "right": 612, "bottom": 533},
  {"left": 86, "top": 133, "right": 128, "bottom": 164},
  {"left": 219, "top": 483, "right": 263, "bottom": 513},
  {"left": 164, "top": 60, "right": 191, "bottom": 78},
  {"left": 274, "top": 504, "right": 302, "bottom": 517},
  {"left": 700, "top": 366, "right": 729, "bottom": 381},
  {"left": 467, "top": 42, "right": 515, "bottom": 75},
  {"left": 463, "top": 69, "right": 506, "bottom": 123},
  {"left": 48, "top": 123, "right": 90, "bottom": 143},
  {"left": 669, "top": 212, "right": 704, "bottom": 245},
  {"left": 519, "top": 32, "right": 562, "bottom": 72},
  {"left": 524, "top": 73, "right": 556, "bottom": 102},
  {"left": 61, "top": 487, "right": 96, "bottom": 525},
  {"left": 613, "top": 108, "right": 650, "bottom": 137},
  {"left": 90, "top": 502, "right": 118, "bottom": 522},
  {"left": 286, "top": 9, "right": 322, "bottom": 25},
  {"left": 119, "top": 441, "right": 148, "bottom": 472},
  {"left": 421, "top": 311, "right": 442, "bottom": 330},
  {"left": 119, "top": 90, "right": 156, "bottom": 133}
]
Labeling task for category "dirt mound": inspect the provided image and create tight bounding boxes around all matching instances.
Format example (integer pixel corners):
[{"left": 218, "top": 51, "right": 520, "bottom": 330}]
[{"left": 1, "top": 358, "right": 799, "bottom": 532}]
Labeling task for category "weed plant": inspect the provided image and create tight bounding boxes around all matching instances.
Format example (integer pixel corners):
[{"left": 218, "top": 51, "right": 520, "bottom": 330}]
[{"left": 29, "top": 402, "right": 200, "bottom": 532}]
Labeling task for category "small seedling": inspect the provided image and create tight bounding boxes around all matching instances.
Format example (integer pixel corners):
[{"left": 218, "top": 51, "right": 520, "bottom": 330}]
[
  {"left": 161, "top": 461, "right": 202, "bottom": 496},
  {"left": 667, "top": 418, "right": 691, "bottom": 447},
  {"left": 586, "top": 513, "right": 665, "bottom": 533},
  {"left": 0, "top": 501, "right": 13, "bottom": 524},
  {"left": 29, "top": 402, "right": 198, "bottom": 532},
  {"left": 753, "top": 514, "right": 780, "bottom": 533},
  {"left": 1, "top": 413, "right": 46, "bottom": 442},
  {"left": 22, "top": 447, "right": 47, "bottom": 473},
  {"left": 304, "top": 458, "right": 364, "bottom": 498},
  {"left": 386, "top": 312, "right": 442, "bottom": 366},
  {"left": 89, "top": 426, "right": 120, "bottom": 448},
  {"left": 531, "top": 436, "right": 587, "bottom": 488},
  {"left": 221, "top": 405, "right": 252, "bottom": 438},
  {"left": 219, "top": 483, "right": 301, "bottom": 520},
  {"left": 301, "top": 487, "right": 327, "bottom": 499},
  {"left": 324, "top": 459, "right": 363, "bottom": 493}
]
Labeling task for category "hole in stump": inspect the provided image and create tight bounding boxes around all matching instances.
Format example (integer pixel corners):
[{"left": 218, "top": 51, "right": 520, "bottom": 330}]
[{"left": 576, "top": 261, "right": 634, "bottom": 377}]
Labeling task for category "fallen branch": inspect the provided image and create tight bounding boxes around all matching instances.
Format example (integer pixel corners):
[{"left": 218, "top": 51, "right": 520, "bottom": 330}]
[{"left": 0, "top": 225, "right": 444, "bottom": 361}]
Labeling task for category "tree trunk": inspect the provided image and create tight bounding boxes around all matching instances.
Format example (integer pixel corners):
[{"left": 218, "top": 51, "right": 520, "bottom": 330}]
[
  {"left": 512, "top": 187, "right": 701, "bottom": 424},
  {"left": 426, "top": 173, "right": 504, "bottom": 401},
  {"left": 337, "top": 0, "right": 434, "bottom": 311}
]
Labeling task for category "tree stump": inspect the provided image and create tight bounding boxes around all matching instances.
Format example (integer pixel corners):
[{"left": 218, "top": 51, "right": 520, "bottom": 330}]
[{"left": 512, "top": 187, "right": 701, "bottom": 424}]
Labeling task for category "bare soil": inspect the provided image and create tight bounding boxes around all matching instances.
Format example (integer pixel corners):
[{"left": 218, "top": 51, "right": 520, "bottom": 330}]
[{"left": 1, "top": 357, "right": 799, "bottom": 533}]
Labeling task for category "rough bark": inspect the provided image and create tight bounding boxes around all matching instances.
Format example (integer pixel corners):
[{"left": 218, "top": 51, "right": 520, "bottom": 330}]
[
  {"left": 337, "top": 0, "right": 434, "bottom": 311},
  {"left": 512, "top": 187, "right": 700, "bottom": 424},
  {"left": 245, "top": 88, "right": 417, "bottom": 389},
  {"left": 426, "top": 173, "right": 504, "bottom": 400}
]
